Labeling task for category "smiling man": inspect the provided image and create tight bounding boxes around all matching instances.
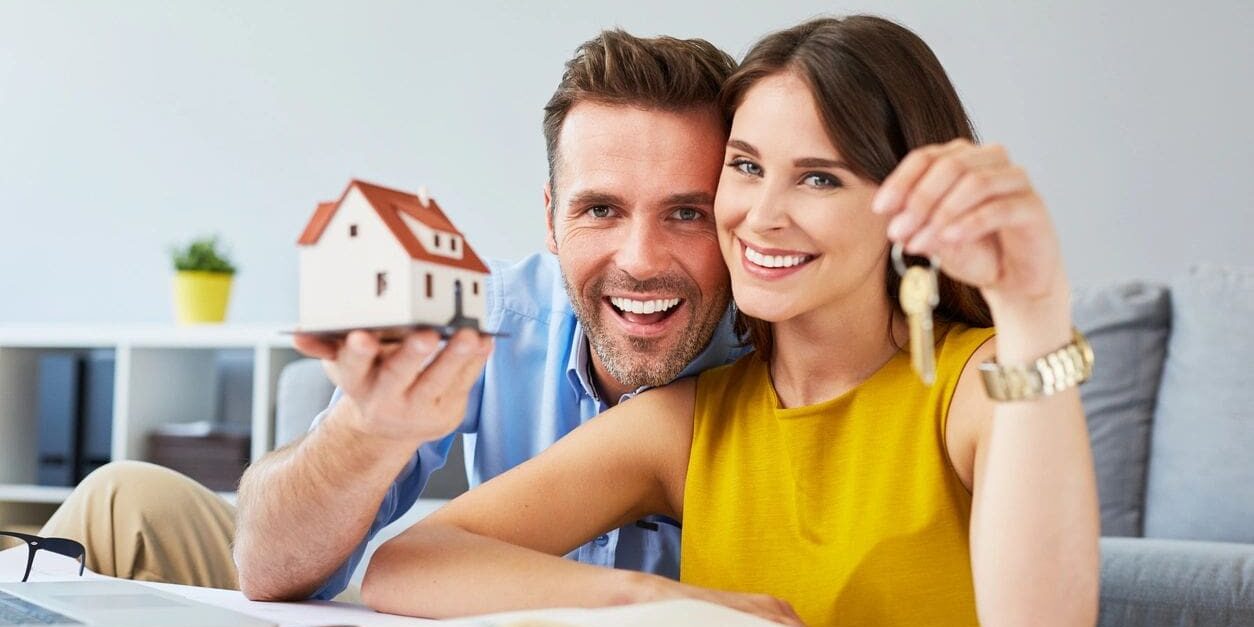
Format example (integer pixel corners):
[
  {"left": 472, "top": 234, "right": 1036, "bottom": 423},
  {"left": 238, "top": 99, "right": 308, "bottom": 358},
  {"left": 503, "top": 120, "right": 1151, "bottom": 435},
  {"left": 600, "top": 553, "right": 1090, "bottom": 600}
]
[
  {"left": 230, "top": 30, "right": 743, "bottom": 601},
  {"left": 546, "top": 100, "right": 733, "bottom": 403},
  {"left": 37, "top": 29, "right": 744, "bottom": 601}
]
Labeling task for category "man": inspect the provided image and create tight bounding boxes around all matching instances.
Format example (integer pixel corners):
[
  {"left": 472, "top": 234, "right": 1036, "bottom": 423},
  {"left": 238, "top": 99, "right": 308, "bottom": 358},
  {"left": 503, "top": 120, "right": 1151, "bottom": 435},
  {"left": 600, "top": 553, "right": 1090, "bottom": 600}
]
[{"left": 40, "top": 29, "right": 742, "bottom": 601}]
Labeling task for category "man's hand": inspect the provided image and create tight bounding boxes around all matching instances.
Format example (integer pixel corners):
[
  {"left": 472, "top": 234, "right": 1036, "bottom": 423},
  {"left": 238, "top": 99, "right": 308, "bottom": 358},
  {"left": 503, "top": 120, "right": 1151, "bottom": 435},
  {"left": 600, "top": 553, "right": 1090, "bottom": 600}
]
[{"left": 293, "top": 328, "right": 493, "bottom": 444}]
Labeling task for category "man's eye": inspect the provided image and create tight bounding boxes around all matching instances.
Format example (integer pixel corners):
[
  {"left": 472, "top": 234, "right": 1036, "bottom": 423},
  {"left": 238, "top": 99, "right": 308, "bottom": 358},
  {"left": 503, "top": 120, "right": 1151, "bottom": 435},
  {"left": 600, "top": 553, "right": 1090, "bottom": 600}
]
[
  {"left": 587, "top": 206, "right": 613, "bottom": 218},
  {"left": 672, "top": 207, "right": 702, "bottom": 221},
  {"left": 728, "top": 158, "right": 762, "bottom": 177},
  {"left": 802, "top": 173, "right": 841, "bottom": 189}
]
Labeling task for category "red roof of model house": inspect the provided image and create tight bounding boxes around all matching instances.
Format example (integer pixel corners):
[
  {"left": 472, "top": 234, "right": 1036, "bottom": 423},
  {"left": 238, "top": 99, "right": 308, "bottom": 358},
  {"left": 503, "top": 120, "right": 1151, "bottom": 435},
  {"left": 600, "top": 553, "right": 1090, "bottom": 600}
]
[{"left": 298, "top": 179, "right": 490, "bottom": 274}]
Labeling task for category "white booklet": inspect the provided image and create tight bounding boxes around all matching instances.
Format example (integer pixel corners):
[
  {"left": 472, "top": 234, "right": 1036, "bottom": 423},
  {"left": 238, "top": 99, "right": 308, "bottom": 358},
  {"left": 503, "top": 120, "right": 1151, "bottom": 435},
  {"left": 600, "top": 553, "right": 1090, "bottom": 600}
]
[{"left": 0, "top": 546, "right": 775, "bottom": 626}]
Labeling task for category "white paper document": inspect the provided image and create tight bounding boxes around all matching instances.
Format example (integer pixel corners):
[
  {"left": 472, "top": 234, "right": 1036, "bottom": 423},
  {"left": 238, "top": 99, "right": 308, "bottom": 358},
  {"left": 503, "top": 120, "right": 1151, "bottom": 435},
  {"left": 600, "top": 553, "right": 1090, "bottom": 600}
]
[{"left": 0, "top": 546, "right": 774, "bottom": 626}]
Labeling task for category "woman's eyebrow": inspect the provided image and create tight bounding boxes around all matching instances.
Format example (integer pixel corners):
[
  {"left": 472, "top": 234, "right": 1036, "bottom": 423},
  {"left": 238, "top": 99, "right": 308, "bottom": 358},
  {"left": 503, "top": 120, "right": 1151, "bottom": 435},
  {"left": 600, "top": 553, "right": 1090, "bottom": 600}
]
[
  {"left": 795, "top": 157, "right": 852, "bottom": 170},
  {"left": 726, "top": 139, "right": 758, "bottom": 156},
  {"left": 729, "top": 139, "right": 851, "bottom": 170}
]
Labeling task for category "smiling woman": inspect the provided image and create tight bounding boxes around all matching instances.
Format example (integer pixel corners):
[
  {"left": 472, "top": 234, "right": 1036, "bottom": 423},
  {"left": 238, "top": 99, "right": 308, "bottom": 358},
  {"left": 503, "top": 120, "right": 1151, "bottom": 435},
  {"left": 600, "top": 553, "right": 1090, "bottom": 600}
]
[{"left": 362, "top": 15, "right": 1098, "bottom": 627}]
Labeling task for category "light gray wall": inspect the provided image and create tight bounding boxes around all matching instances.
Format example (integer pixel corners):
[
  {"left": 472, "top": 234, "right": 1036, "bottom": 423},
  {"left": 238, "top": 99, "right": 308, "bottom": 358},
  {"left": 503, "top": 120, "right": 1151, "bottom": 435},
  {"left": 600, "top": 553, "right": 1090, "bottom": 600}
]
[{"left": 2, "top": 1, "right": 1250, "bottom": 324}]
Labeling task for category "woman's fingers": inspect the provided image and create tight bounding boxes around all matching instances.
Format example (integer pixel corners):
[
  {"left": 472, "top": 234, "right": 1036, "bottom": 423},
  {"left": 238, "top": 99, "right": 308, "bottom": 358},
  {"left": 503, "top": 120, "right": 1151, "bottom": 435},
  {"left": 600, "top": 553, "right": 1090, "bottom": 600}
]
[
  {"left": 878, "top": 140, "right": 1011, "bottom": 246},
  {"left": 737, "top": 594, "right": 806, "bottom": 626},
  {"left": 874, "top": 142, "right": 952, "bottom": 216},
  {"left": 939, "top": 194, "right": 1038, "bottom": 246},
  {"left": 906, "top": 163, "right": 1030, "bottom": 254}
]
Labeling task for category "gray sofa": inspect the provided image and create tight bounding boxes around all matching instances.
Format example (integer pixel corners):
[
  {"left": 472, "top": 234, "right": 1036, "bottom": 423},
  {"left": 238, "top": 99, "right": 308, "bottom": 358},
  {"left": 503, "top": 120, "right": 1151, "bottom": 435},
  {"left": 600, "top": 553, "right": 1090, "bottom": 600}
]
[
  {"left": 274, "top": 264, "right": 1254, "bottom": 625},
  {"left": 1079, "top": 265, "right": 1254, "bottom": 626}
]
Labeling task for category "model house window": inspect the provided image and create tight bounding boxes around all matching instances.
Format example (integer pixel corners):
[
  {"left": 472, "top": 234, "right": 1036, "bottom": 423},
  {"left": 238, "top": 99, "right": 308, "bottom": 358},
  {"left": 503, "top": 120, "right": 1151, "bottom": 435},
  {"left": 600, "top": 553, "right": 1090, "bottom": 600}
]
[
  {"left": 451, "top": 238, "right": 459, "bottom": 253},
  {"left": 376, "top": 271, "right": 387, "bottom": 297},
  {"left": 473, "top": 281, "right": 479, "bottom": 295},
  {"left": 434, "top": 233, "right": 441, "bottom": 248},
  {"left": 425, "top": 273, "right": 433, "bottom": 299},
  {"left": 350, "top": 224, "right": 358, "bottom": 237}
]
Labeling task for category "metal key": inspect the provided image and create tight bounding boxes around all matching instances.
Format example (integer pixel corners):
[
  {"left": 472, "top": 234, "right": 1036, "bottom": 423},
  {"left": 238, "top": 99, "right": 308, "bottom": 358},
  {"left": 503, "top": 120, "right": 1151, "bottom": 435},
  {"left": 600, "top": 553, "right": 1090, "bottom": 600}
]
[{"left": 893, "top": 243, "right": 940, "bottom": 385}]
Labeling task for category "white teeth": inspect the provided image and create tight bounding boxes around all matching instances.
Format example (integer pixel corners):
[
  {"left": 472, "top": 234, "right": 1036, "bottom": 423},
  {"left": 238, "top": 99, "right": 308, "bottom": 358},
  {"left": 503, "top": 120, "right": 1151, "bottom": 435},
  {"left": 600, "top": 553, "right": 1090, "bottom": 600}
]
[
  {"left": 744, "top": 246, "right": 812, "bottom": 269},
  {"left": 609, "top": 297, "right": 681, "bottom": 315}
]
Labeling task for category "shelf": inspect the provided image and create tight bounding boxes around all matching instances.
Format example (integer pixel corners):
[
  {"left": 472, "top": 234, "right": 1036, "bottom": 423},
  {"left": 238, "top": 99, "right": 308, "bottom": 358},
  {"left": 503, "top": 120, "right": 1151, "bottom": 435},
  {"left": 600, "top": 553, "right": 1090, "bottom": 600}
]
[
  {"left": 0, "top": 484, "right": 74, "bottom": 504},
  {"left": 0, "top": 483, "right": 238, "bottom": 505},
  {"left": 0, "top": 324, "right": 294, "bottom": 349},
  {"left": 0, "top": 325, "right": 305, "bottom": 515}
]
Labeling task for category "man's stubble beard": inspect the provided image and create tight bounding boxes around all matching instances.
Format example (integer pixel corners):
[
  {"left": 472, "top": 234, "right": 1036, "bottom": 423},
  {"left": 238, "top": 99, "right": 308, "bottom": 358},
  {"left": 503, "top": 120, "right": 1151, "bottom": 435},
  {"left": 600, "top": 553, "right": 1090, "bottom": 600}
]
[{"left": 564, "top": 271, "right": 730, "bottom": 390}]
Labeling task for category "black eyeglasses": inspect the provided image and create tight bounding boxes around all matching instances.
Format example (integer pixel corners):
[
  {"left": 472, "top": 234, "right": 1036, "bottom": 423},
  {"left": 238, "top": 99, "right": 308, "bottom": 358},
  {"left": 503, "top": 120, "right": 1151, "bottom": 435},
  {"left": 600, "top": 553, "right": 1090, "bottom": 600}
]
[{"left": 0, "top": 531, "right": 85, "bottom": 582}]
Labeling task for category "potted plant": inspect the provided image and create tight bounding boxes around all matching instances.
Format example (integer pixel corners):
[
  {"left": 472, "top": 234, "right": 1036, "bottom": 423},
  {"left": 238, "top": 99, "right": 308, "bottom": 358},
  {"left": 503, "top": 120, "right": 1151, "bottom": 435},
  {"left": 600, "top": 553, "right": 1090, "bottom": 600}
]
[{"left": 170, "top": 235, "right": 237, "bottom": 324}]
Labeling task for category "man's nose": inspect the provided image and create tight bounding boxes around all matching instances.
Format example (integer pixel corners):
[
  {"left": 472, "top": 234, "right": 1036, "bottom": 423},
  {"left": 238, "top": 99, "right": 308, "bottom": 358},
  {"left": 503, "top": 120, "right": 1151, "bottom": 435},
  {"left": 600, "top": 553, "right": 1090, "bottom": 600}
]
[{"left": 613, "top": 217, "right": 669, "bottom": 281}]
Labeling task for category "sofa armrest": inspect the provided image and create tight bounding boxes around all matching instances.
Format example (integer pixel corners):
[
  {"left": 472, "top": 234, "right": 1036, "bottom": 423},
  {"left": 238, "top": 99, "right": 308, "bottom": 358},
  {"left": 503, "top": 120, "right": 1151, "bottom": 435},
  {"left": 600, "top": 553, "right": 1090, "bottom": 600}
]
[{"left": 1100, "top": 537, "right": 1254, "bottom": 626}]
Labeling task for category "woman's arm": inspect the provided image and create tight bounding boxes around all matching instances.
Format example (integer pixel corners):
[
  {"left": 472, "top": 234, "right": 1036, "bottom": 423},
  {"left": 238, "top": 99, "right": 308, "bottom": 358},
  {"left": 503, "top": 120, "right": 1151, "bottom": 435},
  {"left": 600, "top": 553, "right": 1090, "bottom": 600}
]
[
  {"left": 950, "top": 292, "right": 1100, "bottom": 626},
  {"left": 877, "top": 138, "right": 1100, "bottom": 625},
  {"left": 361, "top": 378, "right": 803, "bottom": 625}
]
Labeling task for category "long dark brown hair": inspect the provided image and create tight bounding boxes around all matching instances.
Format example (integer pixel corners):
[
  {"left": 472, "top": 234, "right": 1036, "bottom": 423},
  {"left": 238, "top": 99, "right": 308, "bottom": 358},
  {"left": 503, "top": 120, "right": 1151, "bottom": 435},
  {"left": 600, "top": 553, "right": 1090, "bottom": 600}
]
[{"left": 722, "top": 15, "right": 994, "bottom": 356}]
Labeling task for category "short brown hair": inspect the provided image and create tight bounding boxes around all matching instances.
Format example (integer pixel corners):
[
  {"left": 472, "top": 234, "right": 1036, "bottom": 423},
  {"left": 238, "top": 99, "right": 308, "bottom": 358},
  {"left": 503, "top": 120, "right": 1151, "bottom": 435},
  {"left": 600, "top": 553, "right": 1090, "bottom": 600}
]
[
  {"left": 542, "top": 29, "right": 736, "bottom": 194},
  {"left": 722, "top": 16, "right": 993, "bottom": 356}
]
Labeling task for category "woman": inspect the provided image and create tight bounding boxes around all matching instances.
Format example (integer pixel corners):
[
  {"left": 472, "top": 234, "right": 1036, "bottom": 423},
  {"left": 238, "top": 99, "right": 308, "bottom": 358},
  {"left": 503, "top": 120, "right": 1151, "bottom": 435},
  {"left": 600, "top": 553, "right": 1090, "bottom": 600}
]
[{"left": 361, "top": 16, "right": 1099, "bottom": 626}]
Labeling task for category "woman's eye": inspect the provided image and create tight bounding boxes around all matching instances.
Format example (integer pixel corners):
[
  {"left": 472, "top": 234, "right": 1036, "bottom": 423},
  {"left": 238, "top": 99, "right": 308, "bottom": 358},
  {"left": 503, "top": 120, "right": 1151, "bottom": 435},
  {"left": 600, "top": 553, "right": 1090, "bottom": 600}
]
[
  {"left": 587, "top": 206, "right": 613, "bottom": 218},
  {"left": 672, "top": 207, "right": 702, "bottom": 221},
  {"left": 728, "top": 158, "right": 762, "bottom": 177},
  {"left": 802, "top": 173, "right": 841, "bottom": 189}
]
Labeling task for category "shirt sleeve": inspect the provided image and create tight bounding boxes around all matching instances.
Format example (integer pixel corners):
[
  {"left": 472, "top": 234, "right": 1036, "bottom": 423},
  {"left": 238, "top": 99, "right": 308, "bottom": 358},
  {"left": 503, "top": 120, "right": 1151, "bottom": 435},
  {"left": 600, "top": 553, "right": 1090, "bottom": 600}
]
[{"left": 304, "top": 371, "right": 487, "bottom": 600}]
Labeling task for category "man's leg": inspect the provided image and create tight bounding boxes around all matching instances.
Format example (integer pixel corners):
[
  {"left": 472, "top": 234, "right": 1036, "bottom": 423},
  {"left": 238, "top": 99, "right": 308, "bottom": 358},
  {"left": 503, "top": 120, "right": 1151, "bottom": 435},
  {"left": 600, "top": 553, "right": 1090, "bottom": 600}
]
[{"left": 39, "top": 461, "right": 238, "bottom": 589}]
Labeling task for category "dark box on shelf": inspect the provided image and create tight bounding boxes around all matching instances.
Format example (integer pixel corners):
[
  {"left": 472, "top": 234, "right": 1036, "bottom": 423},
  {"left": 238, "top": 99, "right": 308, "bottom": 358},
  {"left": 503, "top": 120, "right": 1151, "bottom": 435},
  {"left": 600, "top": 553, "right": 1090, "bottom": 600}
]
[{"left": 148, "top": 423, "right": 250, "bottom": 492}]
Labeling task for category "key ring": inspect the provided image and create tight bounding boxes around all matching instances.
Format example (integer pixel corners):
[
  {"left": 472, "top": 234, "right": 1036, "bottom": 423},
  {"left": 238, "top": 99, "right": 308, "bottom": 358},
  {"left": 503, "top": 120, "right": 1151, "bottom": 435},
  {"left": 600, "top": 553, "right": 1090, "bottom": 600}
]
[{"left": 891, "top": 242, "right": 940, "bottom": 276}]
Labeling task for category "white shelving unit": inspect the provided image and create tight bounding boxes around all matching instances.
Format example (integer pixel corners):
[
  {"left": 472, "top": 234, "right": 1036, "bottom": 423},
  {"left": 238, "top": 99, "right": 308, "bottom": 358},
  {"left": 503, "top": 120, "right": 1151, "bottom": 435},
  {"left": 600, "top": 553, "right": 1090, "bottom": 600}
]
[{"left": 0, "top": 324, "right": 300, "bottom": 507}]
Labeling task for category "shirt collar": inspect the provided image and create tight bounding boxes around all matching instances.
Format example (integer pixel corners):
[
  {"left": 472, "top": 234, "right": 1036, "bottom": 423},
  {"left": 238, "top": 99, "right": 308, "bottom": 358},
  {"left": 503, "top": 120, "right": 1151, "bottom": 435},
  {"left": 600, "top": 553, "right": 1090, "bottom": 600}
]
[{"left": 565, "top": 308, "right": 741, "bottom": 406}]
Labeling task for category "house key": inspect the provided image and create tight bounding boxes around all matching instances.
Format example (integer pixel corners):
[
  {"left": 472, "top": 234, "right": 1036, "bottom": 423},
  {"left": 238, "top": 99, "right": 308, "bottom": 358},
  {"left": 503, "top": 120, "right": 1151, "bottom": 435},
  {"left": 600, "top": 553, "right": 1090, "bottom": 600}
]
[{"left": 893, "top": 242, "right": 939, "bottom": 385}]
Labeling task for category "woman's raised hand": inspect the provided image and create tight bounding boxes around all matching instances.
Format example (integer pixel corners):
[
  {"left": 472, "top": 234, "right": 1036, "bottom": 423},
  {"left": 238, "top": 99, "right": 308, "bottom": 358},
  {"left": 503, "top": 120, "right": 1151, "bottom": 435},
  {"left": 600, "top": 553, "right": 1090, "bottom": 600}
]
[{"left": 872, "top": 138, "right": 1066, "bottom": 307}]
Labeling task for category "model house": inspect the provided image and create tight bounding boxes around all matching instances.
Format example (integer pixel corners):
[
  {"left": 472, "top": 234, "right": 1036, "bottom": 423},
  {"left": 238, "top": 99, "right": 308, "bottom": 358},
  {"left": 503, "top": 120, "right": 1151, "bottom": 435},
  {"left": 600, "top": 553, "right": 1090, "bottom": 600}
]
[{"left": 296, "top": 179, "right": 490, "bottom": 335}]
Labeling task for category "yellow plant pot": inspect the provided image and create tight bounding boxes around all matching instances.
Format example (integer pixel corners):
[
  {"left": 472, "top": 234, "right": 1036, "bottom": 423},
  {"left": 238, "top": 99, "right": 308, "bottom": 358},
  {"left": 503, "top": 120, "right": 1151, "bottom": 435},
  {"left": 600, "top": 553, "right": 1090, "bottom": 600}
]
[{"left": 173, "top": 271, "right": 234, "bottom": 324}]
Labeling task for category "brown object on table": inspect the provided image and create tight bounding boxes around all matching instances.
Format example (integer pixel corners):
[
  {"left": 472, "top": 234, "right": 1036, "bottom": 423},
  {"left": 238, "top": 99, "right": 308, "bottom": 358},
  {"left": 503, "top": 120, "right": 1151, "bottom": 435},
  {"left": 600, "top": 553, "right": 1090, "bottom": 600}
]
[{"left": 148, "top": 427, "right": 250, "bottom": 492}]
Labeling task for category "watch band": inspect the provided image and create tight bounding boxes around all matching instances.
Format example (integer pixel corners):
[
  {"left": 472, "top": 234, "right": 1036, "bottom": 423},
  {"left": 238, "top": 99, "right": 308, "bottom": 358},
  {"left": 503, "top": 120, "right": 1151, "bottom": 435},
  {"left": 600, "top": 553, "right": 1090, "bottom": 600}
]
[{"left": 979, "top": 329, "right": 1094, "bottom": 402}]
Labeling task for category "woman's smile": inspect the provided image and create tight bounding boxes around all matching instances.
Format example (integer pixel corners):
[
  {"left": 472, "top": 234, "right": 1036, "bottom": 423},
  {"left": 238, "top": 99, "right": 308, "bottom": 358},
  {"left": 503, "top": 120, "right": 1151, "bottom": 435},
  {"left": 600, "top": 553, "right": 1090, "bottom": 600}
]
[{"left": 738, "top": 237, "right": 818, "bottom": 280}]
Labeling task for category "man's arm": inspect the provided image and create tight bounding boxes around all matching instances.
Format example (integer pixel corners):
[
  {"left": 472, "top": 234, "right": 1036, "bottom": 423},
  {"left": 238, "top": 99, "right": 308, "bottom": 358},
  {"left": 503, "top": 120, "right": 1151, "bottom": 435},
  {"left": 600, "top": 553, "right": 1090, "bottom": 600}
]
[{"left": 234, "top": 328, "right": 492, "bottom": 601}]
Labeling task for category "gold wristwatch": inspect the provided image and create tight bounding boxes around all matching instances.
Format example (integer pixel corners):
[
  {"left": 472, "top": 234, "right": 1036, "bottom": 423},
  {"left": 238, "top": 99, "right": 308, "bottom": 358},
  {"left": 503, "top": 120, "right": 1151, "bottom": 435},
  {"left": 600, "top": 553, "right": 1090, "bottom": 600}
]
[{"left": 979, "top": 329, "right": 1095, "bottom": 401}]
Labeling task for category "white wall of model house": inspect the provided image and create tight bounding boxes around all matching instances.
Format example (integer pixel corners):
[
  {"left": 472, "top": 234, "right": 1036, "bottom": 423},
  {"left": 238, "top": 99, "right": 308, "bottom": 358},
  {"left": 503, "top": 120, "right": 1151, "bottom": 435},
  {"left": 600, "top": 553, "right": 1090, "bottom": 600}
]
[
  {"left": 298, "top": 186, "right": 487, "bottom": 331},
  {"left": 409, "top": 261, "right": 487, "bottom": 329}
]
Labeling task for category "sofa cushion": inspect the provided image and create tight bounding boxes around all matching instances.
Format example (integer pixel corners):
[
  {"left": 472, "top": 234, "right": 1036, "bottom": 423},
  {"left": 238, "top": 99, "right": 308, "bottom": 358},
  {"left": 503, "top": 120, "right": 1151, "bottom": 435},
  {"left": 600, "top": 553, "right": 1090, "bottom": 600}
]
[
  {"left": 1099, "top": 537, "right": 1254, "bottom": 626},
  {"left": 1144, "top": 265, "right": 1254, "bottom": 543},
  {"left": 1073, "top": 282, "right": 1171, "bottom": 537}
]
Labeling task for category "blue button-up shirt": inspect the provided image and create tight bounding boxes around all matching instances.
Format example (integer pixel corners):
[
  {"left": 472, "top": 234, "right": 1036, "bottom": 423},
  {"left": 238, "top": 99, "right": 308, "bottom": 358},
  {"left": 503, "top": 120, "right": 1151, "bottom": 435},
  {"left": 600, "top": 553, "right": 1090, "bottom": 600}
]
[{"left": 308, "top": 252, "right": 745, "bottom": 600}]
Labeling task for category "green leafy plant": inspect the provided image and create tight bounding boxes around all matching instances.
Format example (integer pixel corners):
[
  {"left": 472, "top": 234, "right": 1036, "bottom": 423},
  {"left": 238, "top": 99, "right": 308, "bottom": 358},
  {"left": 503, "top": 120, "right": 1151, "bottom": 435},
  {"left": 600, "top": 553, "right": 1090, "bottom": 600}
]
[{"left": 170, "top": 235, "right": 237, "bottom": 274}]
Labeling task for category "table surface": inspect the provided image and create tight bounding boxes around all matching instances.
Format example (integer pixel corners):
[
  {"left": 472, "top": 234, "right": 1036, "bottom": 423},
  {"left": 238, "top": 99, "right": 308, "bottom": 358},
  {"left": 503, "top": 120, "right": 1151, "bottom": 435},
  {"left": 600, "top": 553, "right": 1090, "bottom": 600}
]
[{"left": 0, "top": 546, "right": 773, "bottom": 626}]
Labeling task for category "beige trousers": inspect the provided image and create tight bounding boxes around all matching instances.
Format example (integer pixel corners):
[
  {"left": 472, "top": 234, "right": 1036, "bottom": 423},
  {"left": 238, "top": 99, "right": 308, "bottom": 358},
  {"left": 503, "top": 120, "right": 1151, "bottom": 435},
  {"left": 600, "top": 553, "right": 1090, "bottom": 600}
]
[{"left": 39, "top": 461, "right": 239, "bottom": 590}]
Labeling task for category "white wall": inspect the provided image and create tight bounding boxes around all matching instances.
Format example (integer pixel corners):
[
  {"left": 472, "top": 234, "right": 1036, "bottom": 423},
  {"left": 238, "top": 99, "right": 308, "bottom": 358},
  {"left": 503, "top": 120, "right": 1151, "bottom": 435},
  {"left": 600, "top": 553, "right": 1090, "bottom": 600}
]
[{"left": 1, "top": 0, "right": 1250, "bottom": 324}]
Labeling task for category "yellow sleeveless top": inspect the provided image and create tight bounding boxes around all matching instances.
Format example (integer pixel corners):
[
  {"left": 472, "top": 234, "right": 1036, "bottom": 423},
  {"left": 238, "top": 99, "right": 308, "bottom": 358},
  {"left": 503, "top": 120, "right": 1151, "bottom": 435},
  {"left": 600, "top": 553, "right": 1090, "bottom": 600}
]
[{"left": 681, "top": 324, "right": 995, "bottom": 626}]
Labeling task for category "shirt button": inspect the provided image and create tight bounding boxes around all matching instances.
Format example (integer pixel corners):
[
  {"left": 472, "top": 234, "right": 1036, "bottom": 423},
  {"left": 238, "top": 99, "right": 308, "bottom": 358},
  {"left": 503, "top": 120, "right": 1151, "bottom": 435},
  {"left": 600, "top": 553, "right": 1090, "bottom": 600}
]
[{"left": 594, "top": 534, "right": 609, "bottom": 547}]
